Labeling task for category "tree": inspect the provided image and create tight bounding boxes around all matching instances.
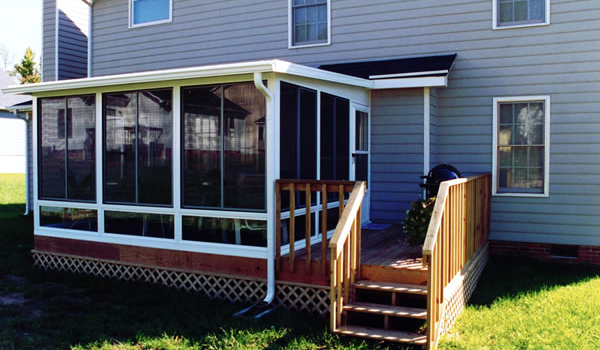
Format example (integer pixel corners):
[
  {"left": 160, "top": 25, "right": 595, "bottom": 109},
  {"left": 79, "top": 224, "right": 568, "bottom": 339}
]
[
  {"left": 0, "top": 44, "right": 13, "bottom": 71},
  {"left": 13, "top": 47, "right": 41, "bottom": 84}
]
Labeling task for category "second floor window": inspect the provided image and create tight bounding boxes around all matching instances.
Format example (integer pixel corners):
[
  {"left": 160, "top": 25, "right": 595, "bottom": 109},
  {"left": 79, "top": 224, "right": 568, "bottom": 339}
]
[
  {"left": 130, "top": 0, "right": 172, "bottom": 28},
  {"left": 495, "top": 0, "right": 548, "bottom": 28},
  {"left": 291, "top": 0, "right": 329, "bottom": 47}
]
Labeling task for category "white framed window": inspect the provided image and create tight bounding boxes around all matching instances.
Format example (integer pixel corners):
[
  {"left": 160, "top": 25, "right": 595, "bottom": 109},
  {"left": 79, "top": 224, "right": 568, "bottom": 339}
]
[
  {"left": 288, "top": 0, "right": 331, "bottom": 49},
  {"left": 493, "top": 0, "right": 550, "bottom": 29},
  {"left": 129, "top": 0, "right": 172, "bottom": 28},
  {"left": 492, "top": 96, "right": 550, "bottom": 197}
]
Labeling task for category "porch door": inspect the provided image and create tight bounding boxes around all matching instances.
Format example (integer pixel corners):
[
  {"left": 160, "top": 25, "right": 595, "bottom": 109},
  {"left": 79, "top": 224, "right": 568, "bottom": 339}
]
[{"left": 352, "top": 105, "right": 370, "bottom": 223}]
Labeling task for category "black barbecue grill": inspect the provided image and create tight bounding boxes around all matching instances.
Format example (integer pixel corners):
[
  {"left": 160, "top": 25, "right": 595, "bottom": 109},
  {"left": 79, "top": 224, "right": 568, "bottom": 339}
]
[{"left": 420, "top": 164, "right": 462, "bottom": 198}]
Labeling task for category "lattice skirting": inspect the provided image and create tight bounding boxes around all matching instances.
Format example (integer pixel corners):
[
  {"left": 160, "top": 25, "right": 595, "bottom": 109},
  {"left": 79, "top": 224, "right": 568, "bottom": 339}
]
[
  {"left": 32, "top": 250, "right": 329, "bottom": 314},
  {"left": 438, "top": 242, "right": 489, "bottom": 337}
]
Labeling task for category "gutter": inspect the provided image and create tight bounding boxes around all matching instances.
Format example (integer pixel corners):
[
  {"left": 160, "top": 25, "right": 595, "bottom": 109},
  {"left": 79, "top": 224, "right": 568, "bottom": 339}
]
[
  {"left": 12, "top": 110, "right": 30, "bottom": 216},
  {"left": 253, "top": 72, "right": 275, "bottom": 306}
]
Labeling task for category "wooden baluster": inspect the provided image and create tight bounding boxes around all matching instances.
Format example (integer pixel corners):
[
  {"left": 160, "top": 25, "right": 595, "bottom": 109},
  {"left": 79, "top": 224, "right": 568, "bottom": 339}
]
[
  {"left": 330, "top": 251, "right": 337, "bottom": 330},
  {"left": 350, "top": 218, "right": 357, "bottom": 288},
  {"left": 357, "top": 206, "right": 362, "bottom": 278},
  {"left": 344, "top": 234, "right": 351, "bottom": 304},
  {"left": 321, "top": 185, "right": 328, "bottom": 276},
  {"left": 275, "top": 181, "right": 281, "bottom": 273},
  {"left": 289, "top": 183, "right": 296, "bottom": 273},
  {"left": 305, "top": 184, "right": 312, "bottom": 274},
  {"left": 337, "top": 250, "right": 343, "bottom": 326}
]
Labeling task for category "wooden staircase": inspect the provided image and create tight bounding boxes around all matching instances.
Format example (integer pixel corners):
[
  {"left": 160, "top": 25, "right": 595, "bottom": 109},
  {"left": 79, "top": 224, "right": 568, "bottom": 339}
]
[{"left": 332, "top": 272, "right": 429, "bottom": 346}]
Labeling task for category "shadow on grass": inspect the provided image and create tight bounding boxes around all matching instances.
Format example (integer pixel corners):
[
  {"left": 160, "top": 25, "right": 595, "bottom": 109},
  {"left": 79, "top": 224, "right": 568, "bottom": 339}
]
[
  {"left": 469, "top": 255, "right": 600, "bottom": 307},
  {"left": 0, "top": 204, "right": 414, "bottom": 350}
]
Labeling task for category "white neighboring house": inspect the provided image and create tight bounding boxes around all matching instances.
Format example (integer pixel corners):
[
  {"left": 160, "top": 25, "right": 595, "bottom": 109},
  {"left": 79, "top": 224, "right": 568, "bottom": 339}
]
[{"left": 0, "top": 71, "right": 32, "bottom": 174}]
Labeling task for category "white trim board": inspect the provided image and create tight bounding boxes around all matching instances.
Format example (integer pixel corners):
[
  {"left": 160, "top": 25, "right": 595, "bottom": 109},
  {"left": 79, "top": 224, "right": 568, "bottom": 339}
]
[
  {"left": 128, "top": 0, "right": 173, "bottom": 29},
  {"left": 288, "top": 0, "right": 331, "bottom": 49},
  {"left": 492, "top": 95, "right": 551, "bottom": 198}
]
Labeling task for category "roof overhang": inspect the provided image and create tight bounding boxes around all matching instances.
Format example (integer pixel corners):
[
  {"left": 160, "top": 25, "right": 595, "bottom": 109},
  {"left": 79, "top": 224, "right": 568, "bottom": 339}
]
[{"left": 3, "top": 58, "right": 452, "bottom": 96}]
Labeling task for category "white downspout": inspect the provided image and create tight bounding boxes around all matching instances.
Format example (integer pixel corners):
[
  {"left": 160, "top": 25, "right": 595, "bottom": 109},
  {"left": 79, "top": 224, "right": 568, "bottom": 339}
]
[
  {"left": 13, "top": 110, "right": 30, "bottom": 216},
  {"left": 254, "top": 72, "right": 275, "bottom": 305},
  {"left": 87, "top": 0, "right": 94, "bottom": 77}
]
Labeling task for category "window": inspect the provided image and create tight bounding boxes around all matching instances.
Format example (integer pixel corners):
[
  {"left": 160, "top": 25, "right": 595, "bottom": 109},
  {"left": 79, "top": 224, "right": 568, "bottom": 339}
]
[
  {"left": 493, "top": 96, "right": 550, "bottom": 196},
  {"left": 38, "top": 96, "right": 96, "bottom": 201},
  {"left": 320, "top": 92, "right": 350, "bottom": 181},
  {"left": 182, "top": 217, "right": 267, "bottom": 247},
  {"left": 40, "top": 206, "right": 98, "bottom": 232},
  {"left": 182, "top": 82, "right": 266, "bottom": 211},
  {"left": 104, "top": 211, "right": 174, "bottom": 239},
  {"left": 290, "top": 0, "right": 330, "bottom": 47},
  {"left": 104, "top": 89, "right": 173, "bottom": 206},
  {"left": 494, "top": 0, "right": 550, "bottom": 29},
  {"left": 280, "top": 82, "right": 317, "bottom": 182},
  {"left": 130, "top": 0, "right": 172, "bottom": 28}
]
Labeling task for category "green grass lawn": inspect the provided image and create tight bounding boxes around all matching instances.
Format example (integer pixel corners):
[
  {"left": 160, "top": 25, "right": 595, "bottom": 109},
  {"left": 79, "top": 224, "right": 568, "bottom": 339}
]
[{"left": 1, "top": 173, "right": 599, "bottom": 350}]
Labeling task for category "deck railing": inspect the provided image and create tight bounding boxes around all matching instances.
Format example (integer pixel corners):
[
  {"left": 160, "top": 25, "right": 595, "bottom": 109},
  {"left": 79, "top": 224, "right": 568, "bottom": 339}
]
[
  {"left": 422, "top": 174, "right": 492, "bottom": 348},
  {"left": 275, "top": 179, "right": 358, "bottom": 276},
  {"left": 329, "top": 181, "right": 366, "bottom": 331}
]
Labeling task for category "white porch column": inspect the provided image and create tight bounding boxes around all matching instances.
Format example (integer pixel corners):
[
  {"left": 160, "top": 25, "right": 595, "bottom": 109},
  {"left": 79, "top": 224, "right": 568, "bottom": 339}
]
[{"left": 423, "top": 87, "right": 431, "bottom": 198}]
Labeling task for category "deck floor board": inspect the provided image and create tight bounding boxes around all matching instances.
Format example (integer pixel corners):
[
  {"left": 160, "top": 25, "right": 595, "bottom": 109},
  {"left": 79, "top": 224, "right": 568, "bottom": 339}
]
[{"left": 284, "top": 224, "right": 423, "bottom": 270}]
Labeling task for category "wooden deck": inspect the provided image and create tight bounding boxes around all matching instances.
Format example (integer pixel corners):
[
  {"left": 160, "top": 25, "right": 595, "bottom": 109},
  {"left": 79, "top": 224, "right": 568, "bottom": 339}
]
[{"left": 279, "top": 224, "right": 427, "bottom": 286}]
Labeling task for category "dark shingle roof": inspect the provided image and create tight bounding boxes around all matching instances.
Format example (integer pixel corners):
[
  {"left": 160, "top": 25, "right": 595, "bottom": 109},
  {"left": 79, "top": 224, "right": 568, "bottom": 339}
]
[
  {"left": 319, "top": 54, "right": 457, "bottom": 79},
  {"left": 0, "top": 71, "right": 31, "bottom": 110}
]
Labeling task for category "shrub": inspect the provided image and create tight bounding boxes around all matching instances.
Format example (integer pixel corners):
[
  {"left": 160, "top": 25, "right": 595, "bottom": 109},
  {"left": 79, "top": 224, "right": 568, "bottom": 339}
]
[{"left": 403, "top": 197, "right": 436, "bottom": 246}]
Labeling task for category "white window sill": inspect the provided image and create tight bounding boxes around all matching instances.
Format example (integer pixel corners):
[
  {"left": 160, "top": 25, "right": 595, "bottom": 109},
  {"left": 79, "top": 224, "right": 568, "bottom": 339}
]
[
  {"left": 288, "top": 41, "right": 331, "bottom": 50},
  {"left": 493, "top": 192, "right": 549, "bottom": 198},
  {"left": 493, "top": 21, "right": 550, "bottom": 30},
  {"left": 129, "top": 18, "right": 173, "bottom": 29}
]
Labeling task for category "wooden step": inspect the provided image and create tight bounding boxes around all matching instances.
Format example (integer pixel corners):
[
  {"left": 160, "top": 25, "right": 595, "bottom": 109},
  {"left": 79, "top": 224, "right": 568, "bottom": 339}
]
[
  {"left": 361, "top": 264, "right": 428, "bottom": 285},
  {"left": 334, "top": 325, "right": 427, "bottom": 345},
  {"left": 354, "top": 280, "right": 428, "bottom": 295},
  {"left": 343, "top": 302, "right": 427, "bottom": 319}
]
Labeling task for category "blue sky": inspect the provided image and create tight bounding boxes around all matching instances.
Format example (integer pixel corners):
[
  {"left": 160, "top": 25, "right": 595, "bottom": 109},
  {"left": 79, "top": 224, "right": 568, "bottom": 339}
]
[{"left": 0, "top": 0, "right": 42, "bottom": 68}]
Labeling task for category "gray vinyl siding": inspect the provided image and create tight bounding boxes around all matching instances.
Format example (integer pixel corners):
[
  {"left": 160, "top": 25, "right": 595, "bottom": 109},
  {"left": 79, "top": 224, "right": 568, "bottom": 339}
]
[
  {"left": 42, "top": 0, "right": 56, "bottom": 82},
  {"left": 44, "top": 0, "right": 598, "bottom": 245},
  {"left": 370, "top": 89, "right": 424, "bottom": 223},
  {"left": 57, "top": 0, "right": 89, "bottom": 80},
  {"left": 429, "top": 89, "right": 439, "bottom": 169}
]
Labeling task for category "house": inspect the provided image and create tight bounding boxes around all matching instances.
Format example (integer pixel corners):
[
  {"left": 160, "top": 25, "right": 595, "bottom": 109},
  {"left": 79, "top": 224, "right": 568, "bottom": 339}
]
[
  {"left": 0, "top": 71, "right": 32, "bottom": 209},
  {"left": 4, "top": 0, "right": 600, "bottom": 347}
]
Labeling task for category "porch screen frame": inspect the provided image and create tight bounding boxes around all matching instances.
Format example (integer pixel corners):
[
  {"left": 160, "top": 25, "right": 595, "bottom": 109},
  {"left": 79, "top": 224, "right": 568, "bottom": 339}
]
[
  {"left": 31, "top": 74, "right": 277, "bottom": 260},
  {"left": 277, "top": 77, "right": 369, "bottom": 254}
]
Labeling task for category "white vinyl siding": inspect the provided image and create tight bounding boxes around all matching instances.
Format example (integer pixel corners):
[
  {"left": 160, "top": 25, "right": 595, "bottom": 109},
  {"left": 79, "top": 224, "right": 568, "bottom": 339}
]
[{"left": 492, "top": 96, "right": 550, "bottom": 197}]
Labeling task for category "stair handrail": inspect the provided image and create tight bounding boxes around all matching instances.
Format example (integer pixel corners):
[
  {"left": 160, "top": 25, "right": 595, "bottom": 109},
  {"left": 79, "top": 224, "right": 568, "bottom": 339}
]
[
  {"left": 329, "top": 181, "right": 366, "bottom": 332},
  {"left": 422, "top": 173, "right": 492, "bottom": 348}
]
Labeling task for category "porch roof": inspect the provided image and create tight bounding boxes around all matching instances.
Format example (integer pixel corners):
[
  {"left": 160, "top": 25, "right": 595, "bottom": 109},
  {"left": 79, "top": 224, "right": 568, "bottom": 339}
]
[{"left": 3, "top": 59, "right": 449, "bottom": 96}]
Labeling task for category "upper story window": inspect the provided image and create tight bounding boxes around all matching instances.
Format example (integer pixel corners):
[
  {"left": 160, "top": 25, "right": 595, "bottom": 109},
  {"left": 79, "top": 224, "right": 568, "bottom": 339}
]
[
  {"left": 289, "top": 0, "right": 330, "bottom": 48},
  {"left": 493, "top": 96, "right": 550, "bottom": 197},
  {"left": 493, "top": 0, "right": 550, "bottom": 29},
  {"left": 129, "top": 0, "right": 172, "bottom": 28}
]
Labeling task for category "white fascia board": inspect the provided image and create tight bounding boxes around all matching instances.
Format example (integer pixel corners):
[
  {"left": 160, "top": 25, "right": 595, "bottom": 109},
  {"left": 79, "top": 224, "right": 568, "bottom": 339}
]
[
  {"left": 4, "top": 60, "right": 373, "bottom": 95},
  {"left": 3, "top": 60, "right": 278, "bottom": 95},
  {"left": 271, "top": 60, "right": 372, "bottom": 88},
  {"left": 372, "top": 76, "right": 448, "bottom": 89},
  {"left": 4, "top": 104, "right": 33, "bottom": 112}
]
